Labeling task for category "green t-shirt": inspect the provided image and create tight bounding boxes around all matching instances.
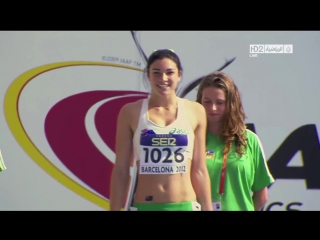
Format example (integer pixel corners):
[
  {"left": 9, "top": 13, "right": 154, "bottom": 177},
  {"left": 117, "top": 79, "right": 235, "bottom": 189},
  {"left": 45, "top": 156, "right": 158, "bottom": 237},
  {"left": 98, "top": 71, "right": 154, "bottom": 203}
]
[
  {"left": 0, "top": 149, "right": 6, "bottom": 172},
  {"left": 206, "top": 129, "right": 274, "bottom": 211}
]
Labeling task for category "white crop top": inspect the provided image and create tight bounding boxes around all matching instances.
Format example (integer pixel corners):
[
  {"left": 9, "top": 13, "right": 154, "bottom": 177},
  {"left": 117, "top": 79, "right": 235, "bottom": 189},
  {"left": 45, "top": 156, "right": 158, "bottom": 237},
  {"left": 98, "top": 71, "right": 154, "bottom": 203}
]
[{"left": 133, "top": 97, "right": 195, "bottom": 175}]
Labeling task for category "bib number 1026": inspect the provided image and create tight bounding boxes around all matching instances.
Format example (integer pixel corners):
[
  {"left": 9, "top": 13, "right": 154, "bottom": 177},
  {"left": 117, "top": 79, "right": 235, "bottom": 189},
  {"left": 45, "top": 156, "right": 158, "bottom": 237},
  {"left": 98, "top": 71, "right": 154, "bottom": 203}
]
[{"left": 143, "top": 147, "right": 185, "bottom": 163}]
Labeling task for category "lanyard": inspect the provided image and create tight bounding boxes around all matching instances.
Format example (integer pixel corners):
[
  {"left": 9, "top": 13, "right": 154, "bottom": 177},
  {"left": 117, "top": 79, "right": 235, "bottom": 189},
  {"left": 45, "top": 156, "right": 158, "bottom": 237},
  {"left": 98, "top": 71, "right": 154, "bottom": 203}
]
[{"left": 219, "top": 144, "right": 230, "bottom": 196}]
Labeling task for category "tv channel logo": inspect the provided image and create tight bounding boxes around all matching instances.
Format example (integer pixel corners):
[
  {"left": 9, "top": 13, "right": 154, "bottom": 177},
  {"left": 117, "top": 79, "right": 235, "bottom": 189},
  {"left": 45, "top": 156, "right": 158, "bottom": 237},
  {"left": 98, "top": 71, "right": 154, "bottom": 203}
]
[
  {"left": 250, "top": 44, "right": 293, "bottom": 57},
  {"left": 249, "top": 44, "right": 264, "bottom": 57}
]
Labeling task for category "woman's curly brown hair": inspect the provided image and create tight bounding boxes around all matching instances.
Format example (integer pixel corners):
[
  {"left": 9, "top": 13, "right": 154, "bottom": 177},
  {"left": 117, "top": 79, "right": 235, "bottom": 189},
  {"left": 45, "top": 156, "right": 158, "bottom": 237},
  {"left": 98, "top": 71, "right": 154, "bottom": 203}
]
[{"left": 196, "top": 71, "right": 247, "bottom": 156}]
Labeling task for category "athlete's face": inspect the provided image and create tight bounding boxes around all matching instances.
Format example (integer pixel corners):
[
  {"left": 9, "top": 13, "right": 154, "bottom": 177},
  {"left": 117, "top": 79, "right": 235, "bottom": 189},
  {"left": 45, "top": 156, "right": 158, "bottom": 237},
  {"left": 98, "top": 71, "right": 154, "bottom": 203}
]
[
  {"left": 148, "top": 58, "right": 181, "bottom": 96},
  {"left": 201, "top": 87, "right": 226, "bottom": 123}
]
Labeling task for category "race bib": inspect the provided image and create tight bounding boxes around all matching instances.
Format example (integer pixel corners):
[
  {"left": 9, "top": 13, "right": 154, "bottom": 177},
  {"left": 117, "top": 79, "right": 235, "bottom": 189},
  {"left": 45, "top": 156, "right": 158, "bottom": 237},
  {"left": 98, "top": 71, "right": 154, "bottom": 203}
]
[{"left": 139, "top": 134, "right": 190, "bottom": 174}]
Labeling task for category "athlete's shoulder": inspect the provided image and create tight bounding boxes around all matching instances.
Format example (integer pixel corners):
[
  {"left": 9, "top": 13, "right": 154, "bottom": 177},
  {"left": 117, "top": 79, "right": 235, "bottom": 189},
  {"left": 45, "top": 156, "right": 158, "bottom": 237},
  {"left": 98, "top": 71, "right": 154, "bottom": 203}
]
[
  {"left": 122, "top": 98, "right": 144, "bottom": 111},
  {"left": 118, "top": 98, "right": 145, "bottom": 118},
  {"left": 181, "top": 98, "right": 205, "bottom": 114}
]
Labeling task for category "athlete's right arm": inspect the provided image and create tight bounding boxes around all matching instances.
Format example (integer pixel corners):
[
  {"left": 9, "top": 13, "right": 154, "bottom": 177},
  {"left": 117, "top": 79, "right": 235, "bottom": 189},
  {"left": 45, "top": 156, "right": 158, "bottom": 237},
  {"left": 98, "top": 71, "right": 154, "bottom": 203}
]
[
  {"left": 110, "top": 103, "right": 133, "bottom": 211},
  {"left": 190, "top": 102, "right": 213, "bottom": 211}
]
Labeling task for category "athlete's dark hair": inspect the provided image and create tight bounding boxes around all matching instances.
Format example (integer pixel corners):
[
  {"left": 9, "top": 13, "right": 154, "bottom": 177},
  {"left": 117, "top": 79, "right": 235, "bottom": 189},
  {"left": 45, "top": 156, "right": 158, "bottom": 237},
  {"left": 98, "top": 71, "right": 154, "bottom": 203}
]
[
  {"left": 196, "top": 71, "right": 247, "bottom": 156},
  {"left": 143, "top": 49, "right": 183, "bottom": 91}
]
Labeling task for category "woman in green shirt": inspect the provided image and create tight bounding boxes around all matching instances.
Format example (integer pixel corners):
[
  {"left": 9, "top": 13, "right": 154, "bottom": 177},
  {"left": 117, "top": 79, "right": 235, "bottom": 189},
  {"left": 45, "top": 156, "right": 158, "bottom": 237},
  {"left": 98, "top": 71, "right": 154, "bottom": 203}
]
[{"left": 196, "top": 71, "right": 274, "bottom": 211}]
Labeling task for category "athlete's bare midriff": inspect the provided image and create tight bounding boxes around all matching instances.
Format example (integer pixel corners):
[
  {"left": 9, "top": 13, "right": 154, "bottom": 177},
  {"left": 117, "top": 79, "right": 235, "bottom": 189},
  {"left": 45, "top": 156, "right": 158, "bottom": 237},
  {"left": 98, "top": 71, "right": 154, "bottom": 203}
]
[
  {"left": 130, "top": 98, "right": 197, "bottom": 204},
  {"left": 134, "top": 159, "right": 197, "bottom": 203}
]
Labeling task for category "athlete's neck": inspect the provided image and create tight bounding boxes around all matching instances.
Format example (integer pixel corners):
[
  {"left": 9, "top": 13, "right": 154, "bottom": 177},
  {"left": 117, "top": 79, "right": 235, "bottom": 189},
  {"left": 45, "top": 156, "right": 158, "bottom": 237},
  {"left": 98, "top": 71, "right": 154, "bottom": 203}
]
[
  {"left": 208, "top": 122, "right": 221, "bottom": 135},
  {"left": 149, "top": 93, "right": 178, "bottom": 108}
]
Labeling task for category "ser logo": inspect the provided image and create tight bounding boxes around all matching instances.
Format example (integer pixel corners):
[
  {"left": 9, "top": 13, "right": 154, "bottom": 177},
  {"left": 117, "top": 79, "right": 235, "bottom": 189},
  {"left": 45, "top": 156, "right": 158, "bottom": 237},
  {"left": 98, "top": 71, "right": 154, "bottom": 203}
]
[{"left": 152, "top": 137, "right": 176, "bottom": 146}]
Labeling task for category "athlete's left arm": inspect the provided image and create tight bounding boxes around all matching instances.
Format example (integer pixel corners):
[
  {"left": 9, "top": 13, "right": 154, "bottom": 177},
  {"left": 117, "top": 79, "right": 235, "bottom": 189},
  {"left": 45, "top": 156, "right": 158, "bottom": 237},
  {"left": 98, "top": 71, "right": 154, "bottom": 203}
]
[
  {"left": 190, "top": 102, "right": 213, "bottom": 211},
  {"left": 251, "top": 132, "right": 275, "bottom": 211}
]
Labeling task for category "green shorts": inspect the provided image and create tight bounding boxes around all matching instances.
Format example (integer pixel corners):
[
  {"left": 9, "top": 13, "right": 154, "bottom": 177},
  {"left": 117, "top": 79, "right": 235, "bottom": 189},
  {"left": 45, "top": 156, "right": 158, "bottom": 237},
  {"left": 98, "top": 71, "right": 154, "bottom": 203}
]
[{"left": 131, "top": 201, "right": 201, "bottom": 211}]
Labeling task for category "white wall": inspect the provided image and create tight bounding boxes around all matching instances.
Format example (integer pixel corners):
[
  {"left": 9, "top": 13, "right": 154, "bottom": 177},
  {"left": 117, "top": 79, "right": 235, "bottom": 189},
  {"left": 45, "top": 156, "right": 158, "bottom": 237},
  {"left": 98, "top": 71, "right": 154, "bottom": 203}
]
[{"left": 0, "top": 31, "right": 319, "bottom": 210}]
